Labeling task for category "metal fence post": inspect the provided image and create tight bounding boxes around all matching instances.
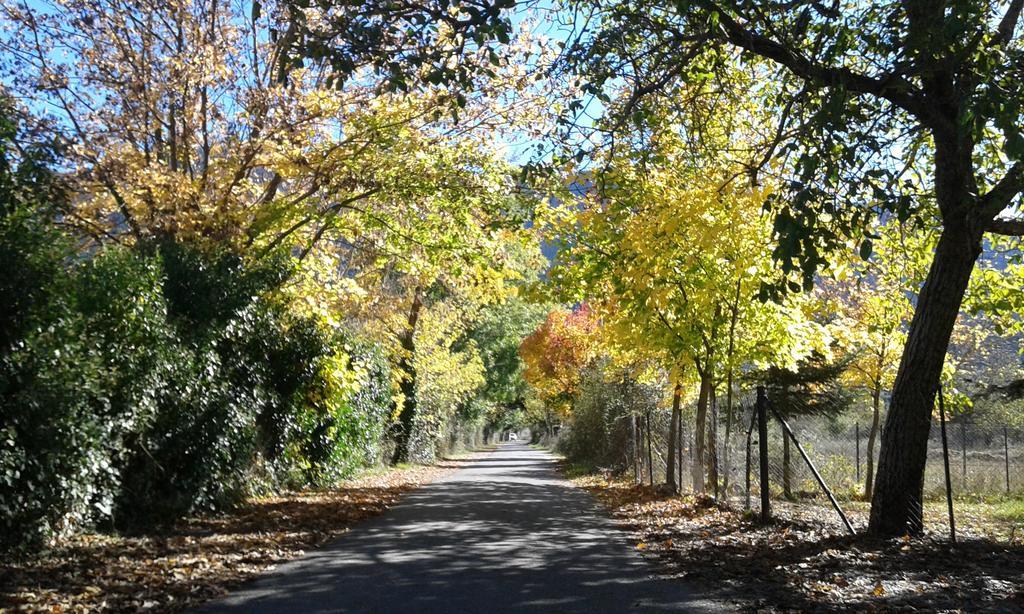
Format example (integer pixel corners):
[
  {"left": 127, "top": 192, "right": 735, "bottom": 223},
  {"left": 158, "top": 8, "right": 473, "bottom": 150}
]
[
  {"left": 1005, "top": 426, "right": 1011, "bottom": 495},
  {"left": 757, "top": 385, "right": 770, "bottom": 522},
  {"left": 961, "top": 420, "right": 967, "bottom": 489},
  {"left": 646, "top": 411, "right": 654, "bottom": 486},
  {"left": 938, "top": 384, "right": 957, "bottom": 544},
  {"left": 633, "top": 414, "right": 641, "bottom": 485}
]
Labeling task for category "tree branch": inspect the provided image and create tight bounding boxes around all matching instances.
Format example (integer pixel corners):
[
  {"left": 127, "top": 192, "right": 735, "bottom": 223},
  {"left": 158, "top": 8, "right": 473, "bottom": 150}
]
[
  {"left": 994, "top": 0, "right": 1024, "bottom": 47},
  {"left": 985, "top": 217, "right": 1024, "bottom": 236},
  {"left": 702, "top": 2, "right": 947, "bottom": 131},
  {"left": 978, "top": 161, "right": 1024, "bottom": 221}
]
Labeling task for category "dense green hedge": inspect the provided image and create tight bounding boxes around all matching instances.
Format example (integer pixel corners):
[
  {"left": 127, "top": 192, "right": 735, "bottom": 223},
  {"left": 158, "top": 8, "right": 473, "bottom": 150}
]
[{"left": 0, "top": 115, "right": 393, "bottom": 552}]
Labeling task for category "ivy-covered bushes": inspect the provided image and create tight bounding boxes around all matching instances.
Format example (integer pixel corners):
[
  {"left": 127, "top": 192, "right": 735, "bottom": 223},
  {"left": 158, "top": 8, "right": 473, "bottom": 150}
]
[
  {"left": 297, "top": 334, "right": 393, "bottom": 486},
  {"left": 0, "top": 122, "right": 396, "bottom": 551},
  {"left": 1, "top": 238, "right": 399, "bottom": 549},
  {"left": 113, "top": 243, "right": 310, "bottom": 525}
]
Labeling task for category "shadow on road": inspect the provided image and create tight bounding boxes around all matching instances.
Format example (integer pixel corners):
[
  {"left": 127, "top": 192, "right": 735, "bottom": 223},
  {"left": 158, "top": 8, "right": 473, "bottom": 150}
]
[{"left": 199, "top": 443, "right": 722, "bottom": 613}]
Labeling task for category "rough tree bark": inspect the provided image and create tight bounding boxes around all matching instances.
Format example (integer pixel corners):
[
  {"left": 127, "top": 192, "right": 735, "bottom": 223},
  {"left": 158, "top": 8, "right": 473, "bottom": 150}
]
[
  {"left": 666, "top": 383, "right": 682, "bottom": 492},
  {"left": 865, "top": 0, "right": 1018, "bottom": 536},
  {"left": 678, "top": 415, "right": 684, "bottom": 490},
  {"left": 722, "top": 281, "right": 740, "bottom": 495},
  {"left": 864, "top": 383, "right": 882, "bottom": 500},
  {"left": 868, "top": 218, "right": 982, "bottom": 534},
  {"left": 692, "top": 368, "right": 712, "bottom": 493},
  {"left": 708, "top": 387, "right": 719, "bottom": 498},
  {"left": 390, "top": 287, "right": 424, "bottom": 465}
]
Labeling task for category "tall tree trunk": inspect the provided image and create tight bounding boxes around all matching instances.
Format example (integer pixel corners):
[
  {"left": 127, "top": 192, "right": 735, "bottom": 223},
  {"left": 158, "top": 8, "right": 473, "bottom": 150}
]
[
  {"left": 633, "top": 413, "right": 641, "bottom": 485},
  {"left": 708, "top": 386, "right": 719, "bottom": 498},
  {"left": 868, "top": 221, "right": 981, "bottom": 535},
  {"left": 692, "top": 370, "right": 712, "bottom": 493},
  {"left": 864, "top": 383, "right": 882, "bottom": 500},
  {"left": 722, "top": 375, "right": 734, "bottom": 496},
  {"left": 723, "top": 281, "right": 740, "bottom": 495},
  {"left": 666, "top": 383, "right": 682, "bottom": 492},
  {"left": 390, "top": 288, "right": 424, "bottom": 465},
  {"left": 678, "top": 415, "right": 684, "bottom": 491}
]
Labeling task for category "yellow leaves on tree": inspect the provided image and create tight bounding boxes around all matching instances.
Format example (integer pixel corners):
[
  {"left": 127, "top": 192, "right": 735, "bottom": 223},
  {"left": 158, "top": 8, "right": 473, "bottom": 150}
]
[{"left": 0, "top": 0, "right": 558, "bottom": 262}]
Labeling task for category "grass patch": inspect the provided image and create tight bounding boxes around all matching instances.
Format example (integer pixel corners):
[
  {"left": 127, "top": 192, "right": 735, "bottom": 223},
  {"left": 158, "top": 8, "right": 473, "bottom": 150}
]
[
  {"left": 992, "top": 498, "right": 1024, "bottom": 522},
  {"left": 558, "top": 461, "right": 596, "bottom": 479}
]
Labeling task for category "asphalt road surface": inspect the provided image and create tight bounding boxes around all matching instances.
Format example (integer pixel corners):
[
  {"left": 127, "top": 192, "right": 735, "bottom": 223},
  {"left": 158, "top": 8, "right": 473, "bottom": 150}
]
[{"left": 197, "top": 442, "right": 725, "bottom": 613}]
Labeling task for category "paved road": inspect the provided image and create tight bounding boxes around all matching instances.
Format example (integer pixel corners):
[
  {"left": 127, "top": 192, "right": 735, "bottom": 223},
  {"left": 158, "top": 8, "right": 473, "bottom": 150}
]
[{"left": 198, "top": 443, "right": 723, "bottom": 613}]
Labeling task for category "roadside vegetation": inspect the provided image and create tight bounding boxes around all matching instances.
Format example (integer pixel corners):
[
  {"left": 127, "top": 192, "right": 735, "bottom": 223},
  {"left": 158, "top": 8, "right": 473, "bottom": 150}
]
[{"left": 2, "top": 0, "right": 1024, "bottom": 610}]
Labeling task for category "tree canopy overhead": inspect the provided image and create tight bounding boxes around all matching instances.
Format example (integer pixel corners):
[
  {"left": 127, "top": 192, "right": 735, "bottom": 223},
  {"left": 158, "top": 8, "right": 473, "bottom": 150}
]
[
  {"left": 274, "top": 0, "right": 517, "bottom": 94},
  {"left": 550, "top": 0, "right": 1024, "bottom": 535},
  {"left": 3, "top": 0, "right": 1024, "bottom": 566}
]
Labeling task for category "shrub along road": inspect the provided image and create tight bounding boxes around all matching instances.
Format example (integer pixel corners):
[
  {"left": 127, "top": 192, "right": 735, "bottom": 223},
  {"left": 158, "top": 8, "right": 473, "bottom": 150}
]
[{"left": 199, "top": 443, "right": 723, "bottom": 613}]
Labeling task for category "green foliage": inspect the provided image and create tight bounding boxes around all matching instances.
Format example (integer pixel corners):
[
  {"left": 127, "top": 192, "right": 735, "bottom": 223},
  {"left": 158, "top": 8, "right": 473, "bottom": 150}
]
[
  {"left": 0, "top": 108, "right": 111, "bottom": 550},
  {"left": 298, "top": 334, "right": 393, "bottom": 486},
  {"left": 114, "top": 246, "right": 312, "bottom": 524},
  {"left": 0, "top": 172, "right": 396, "bottom": 551},
  {"left": 275, "top": 0, "right": 516, "bottom": 93},
  {"left": 557, "top": 366, "right": 633, "bottom": 473},
  {"left": 0, "top": 225, "right": 398, "bottom": 546},
  {"left": 462, "top": 297, "right": 548, "bottom": 430},
  {"left": 0, "top": 103, "right": 67, "bottom": 354},
  {"left": 562, "top": 0, "right": 1024, "bottom": 292},
  {"left": 760, "top": 352, "right": 855, "bottom": 418}
]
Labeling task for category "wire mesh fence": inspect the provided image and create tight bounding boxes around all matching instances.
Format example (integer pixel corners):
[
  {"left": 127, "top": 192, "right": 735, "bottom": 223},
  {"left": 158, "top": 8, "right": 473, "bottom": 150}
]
[
  {"left": 736, "top": 415, "right": 1024, "bottom": 495},
  {"left": 929, "top": 420, "right": 1021, "bottom": 497},
  {"left": 620, "top": 387, "right": 1024, "bottom": 537},
  {"left": 730, "top": 399, "right": 1024, "bottom": 535}
]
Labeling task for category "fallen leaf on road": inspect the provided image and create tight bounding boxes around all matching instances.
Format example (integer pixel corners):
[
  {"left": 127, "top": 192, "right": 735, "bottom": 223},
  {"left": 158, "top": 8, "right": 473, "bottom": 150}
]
[{"left": 1, "top": 461, "right": 461, "bottom": 613}]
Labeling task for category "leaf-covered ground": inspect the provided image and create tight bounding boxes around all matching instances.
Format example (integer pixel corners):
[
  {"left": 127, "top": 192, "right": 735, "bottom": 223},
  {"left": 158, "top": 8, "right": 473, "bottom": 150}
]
[
  {"left": 574, "top": 474, "right": 1024, "bottom": 612},
  {"left": 1, "top": 461, "right": 461, "bottom": 612}
]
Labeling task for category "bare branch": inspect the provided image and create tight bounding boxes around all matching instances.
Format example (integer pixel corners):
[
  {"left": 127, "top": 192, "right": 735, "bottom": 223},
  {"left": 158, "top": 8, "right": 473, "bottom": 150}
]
[
  {"left": 978, "top": 161, "right": 1024, "bottom": 220},
  {"left": 985, "top": 217, "right": 1024, "bottom": 236},
  {"left": 994, "top": 0, "right": 1024, "bottom": 47}
]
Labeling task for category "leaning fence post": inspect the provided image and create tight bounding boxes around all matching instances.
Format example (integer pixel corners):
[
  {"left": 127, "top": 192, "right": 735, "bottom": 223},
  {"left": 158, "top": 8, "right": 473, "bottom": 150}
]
[
  {"left": 938, "top": 384, "right": 957, "bottom": 544},
  {"left": 770, "top": 405, "right": 856, "bottom": 535},
  {"left": 757, "top": 385, "right": 770, "bottom": 522}
]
